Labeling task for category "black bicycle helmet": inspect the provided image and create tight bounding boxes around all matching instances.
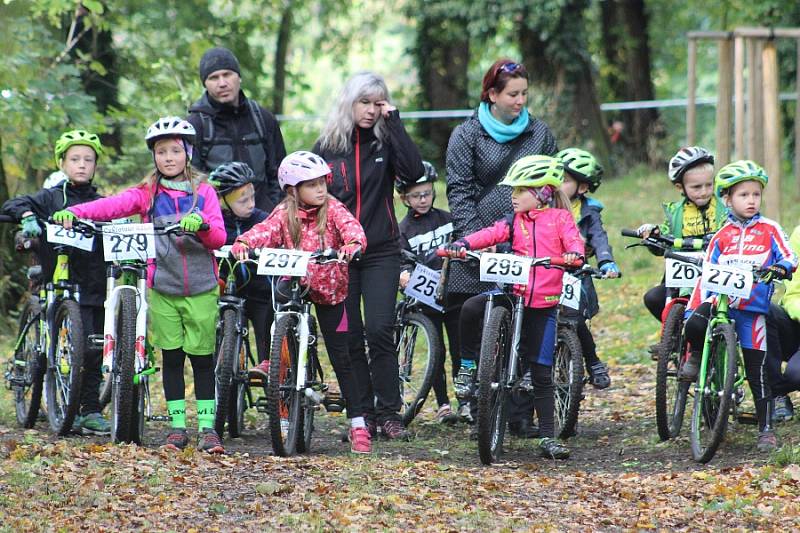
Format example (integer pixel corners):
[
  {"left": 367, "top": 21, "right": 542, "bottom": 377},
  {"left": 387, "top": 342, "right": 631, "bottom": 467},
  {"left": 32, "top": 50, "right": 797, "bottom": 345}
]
[
  {"left": 668, "top": 146, "right": 715, "bottom": 184},
  {"left": 209, "top": 162, "right": 256, "bottom": 195},
  {"left": 396, "top": 160, "right": 438, "bottom": 193}
]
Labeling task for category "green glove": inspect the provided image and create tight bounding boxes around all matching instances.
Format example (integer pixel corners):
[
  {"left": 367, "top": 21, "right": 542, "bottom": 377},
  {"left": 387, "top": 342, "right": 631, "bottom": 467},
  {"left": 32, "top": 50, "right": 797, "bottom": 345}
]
[
  {"left": 52, "top": 210, "right": 75, "bottom": 225},
  {"left": 20, "top": 215, "right": 41, "bottom": 237},
  {"left": 179, "top": 212, "right": 203, "bottom": 233}
]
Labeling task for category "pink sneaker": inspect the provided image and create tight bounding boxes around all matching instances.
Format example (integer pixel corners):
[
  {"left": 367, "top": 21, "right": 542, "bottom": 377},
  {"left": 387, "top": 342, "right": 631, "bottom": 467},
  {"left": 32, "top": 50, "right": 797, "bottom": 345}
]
[
  {"left": 349, "top": 426, "right": 372, "bottom": 454},
  {"left": 249, "top": 359, "right": 270, "bottom": 379}
]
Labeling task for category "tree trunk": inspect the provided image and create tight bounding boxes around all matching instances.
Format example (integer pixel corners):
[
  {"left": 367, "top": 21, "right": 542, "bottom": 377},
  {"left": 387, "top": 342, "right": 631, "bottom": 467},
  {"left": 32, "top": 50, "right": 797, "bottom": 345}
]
[
  {"left": 518, "top": 2, "right": 612, "bottom": 169},
  {"left": 272, "top": 1, "right": 294, "bottom": 115},
  {"left": 414, "top": 4, "right": 470, "bottom": 167}
]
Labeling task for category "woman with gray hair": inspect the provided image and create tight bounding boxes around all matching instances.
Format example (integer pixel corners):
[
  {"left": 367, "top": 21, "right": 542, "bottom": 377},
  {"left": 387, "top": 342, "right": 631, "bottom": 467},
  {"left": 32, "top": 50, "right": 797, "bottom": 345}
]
[{"left": 314, "top": 71, "right": 425, "bottom": 440}]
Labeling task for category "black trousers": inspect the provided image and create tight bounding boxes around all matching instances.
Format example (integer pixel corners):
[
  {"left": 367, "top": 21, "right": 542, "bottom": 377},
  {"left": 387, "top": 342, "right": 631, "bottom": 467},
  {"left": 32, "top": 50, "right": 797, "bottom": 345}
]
[
  {"left": 424, "top": 303, "right": 462, "bottom": 407},
  {"left": 79, "top": 305, "right": 104, "bottom": 415},
  {"left": 766, "top": 304, "right": 800, "bottom": 396},
  {"left": 314, "top": 302, "right": 364, "bottom": 419},
  {"left": 644, "top": 283, "right": 667, "bottom": 322},
  {"left": 245, "top": 297, "right": 273, "bottom": 364},
  {"left": 346, "top": 250, "right": 402, "bottom": 422}
]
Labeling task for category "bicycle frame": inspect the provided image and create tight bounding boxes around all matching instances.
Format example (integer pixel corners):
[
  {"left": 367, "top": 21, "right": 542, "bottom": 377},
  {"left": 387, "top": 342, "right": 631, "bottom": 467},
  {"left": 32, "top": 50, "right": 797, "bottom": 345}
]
[
  {"left": 101, "top": 263, "right": 149, "bottom": 377},
  {"left": 271, "top": 281, "right": 314, "bottom": 395}
]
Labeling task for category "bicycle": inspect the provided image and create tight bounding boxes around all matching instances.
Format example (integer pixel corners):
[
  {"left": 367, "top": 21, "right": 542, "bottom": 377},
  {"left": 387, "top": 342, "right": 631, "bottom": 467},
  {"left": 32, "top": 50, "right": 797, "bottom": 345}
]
[
  {"left": 212, "top": 246, "right": 263, "bottom": 438},
  {"left": 665, "top": 250, "right": 773, "bottom": 463},
  {"left": 1, "top": 214, "right": 85, "bottom": 435},
  {"left": 395, "top": 249, "right": 444, "bottom": 427},
  {"left": 265, "top": 247, "right": 350, "bottom": 457},
  {"left": 553, "top": 265, "right": 617, "bottom": 439},
  {"left": 437, "top": 248, "right": 576, "bottom": 464},
  {"left": 621, "top": 228, "right": 709, "bottom": 441},
  {"left": 73, "top": 219, "right": 198, "bottom": 444}
]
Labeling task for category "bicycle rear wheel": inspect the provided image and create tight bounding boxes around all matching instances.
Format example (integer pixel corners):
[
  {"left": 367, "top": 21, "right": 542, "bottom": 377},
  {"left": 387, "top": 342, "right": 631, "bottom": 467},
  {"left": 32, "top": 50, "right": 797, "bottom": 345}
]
[
  {"left": 12, "top": 299, "right": 45, "bottom": 428},
  {"left": 477, "top": 306, "right": 512, "bottom": 465},
  {"left": 110, "top": 289, "right": 137, "bottom": 443},
  {"left": 690, "top": 323, "right": 738, "bottom": 463},
  {"left": 398, "top": 311, "right": 443, "bottom": 427},
  {"left": 268, "top": 315, "right": 302, "bottom": 457},
  {"left": 655, "top": 302, "right": 690, "bottom": 440},
  {"left": 45, "top": 299, "right": 84, "bottom": 436},
  {"left": 226, "top": 339, "right": 250, "bottom": 439},
  {"left": 553, "top": 324, "right": 584, "bottom": 439},
  {"left": 214, "top": 308, "right": 238, "bottom": 437}
]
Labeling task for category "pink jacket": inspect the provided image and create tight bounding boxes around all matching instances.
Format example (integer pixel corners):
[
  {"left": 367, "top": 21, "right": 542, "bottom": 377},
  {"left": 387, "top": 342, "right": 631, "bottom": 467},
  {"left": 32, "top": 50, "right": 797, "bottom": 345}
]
[
  {"left": 235, "top": 197, "right": 367, "bottom": 306},
  {"left": 463, "top": 208, "right": 585, "bottom": 308},
  {"left": 69, "top": 182, "right": 226, "bottom": 296}
]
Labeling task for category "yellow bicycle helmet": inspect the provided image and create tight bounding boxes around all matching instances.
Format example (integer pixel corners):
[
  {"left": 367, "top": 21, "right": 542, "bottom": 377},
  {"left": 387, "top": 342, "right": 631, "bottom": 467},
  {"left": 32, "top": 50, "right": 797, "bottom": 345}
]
[
  {"left": 54, "top": 129, "right": 103, "bottom": 167},
  {"left": 499, "top": 155, "right": 564, "bottom": 189},
  {"left": 714, "top": 160, "right": 768, "bottom": 196}
]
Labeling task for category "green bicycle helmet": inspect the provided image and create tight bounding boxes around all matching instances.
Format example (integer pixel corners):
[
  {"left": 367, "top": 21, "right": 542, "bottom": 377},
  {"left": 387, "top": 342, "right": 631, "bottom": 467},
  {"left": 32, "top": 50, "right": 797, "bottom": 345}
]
[
  {"left": 499, "top": 155, "right": 564, "bottom": 189},
  {"left": 557, "top": 148, "right": 603, "bottom": 192},
  {"left": 54, "top": 129, "right": 103, "bottom": 166},
  {"left": 714, "top": 160, "right": 768, "bottom": 196}
]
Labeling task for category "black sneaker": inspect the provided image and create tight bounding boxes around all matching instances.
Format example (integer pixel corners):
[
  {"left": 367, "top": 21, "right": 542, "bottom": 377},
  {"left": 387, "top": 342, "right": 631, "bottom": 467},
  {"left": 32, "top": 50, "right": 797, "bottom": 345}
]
[
  {"left": 381, "top": 419, "right": 410, "bottom": 441},
  {"left": 454, "top": 365, "right": 476, "bottom": 401},
  {"left": 589, "top": 361, "right": 611, "bottom": 389},
  {"left": 198, "top": 428, "right": 225, "bottom": 454},
  {"left": 517, "top": 370, "right": 534, "bottom": 393},
  {"left": 164, "top": 428, "right": 189, "bottom": 450},
  {"left": 679, "top": 355, "right": 700, "bottom": 382},
  {"left": 539, "top": 437, "right": 570, "bottom": 459},
  {"left": 773, "top": 395, "right": 795, "bottom": 423}
]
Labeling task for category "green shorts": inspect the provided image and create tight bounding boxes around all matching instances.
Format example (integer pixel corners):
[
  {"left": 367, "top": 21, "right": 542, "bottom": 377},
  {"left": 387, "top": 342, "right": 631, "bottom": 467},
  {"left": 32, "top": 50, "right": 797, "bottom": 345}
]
[{"left": 149, "top": 288, "right": 218, "bottom": 356}]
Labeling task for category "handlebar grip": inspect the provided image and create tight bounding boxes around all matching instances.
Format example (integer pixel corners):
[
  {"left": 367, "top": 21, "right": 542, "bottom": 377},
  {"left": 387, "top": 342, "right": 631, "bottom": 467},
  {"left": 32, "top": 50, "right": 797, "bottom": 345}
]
[
  {"left": 199, "top": 223, "right": 209, "bottom": 231},
  {"left": 0, "top": 214, "right": 17, "bottom": 224},
  {"left": 664, "top": 249, "right": 703, "bottom": 266},
  {"left": 435, "top": 248, "right": 466, "bottom": 259},
  {"left": 548, "top": 257, "right": 584, "bottom": 268},
  {"left": 620, "top": 229, "right": 640, "bottom": 238}
]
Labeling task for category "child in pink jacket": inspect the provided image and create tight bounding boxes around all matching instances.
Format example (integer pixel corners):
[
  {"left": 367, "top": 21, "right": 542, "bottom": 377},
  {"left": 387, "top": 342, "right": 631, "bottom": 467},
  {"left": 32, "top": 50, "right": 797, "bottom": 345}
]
[
  {"left": 443, "top": 155, "right": 584, "bottom": 460},
  {"left": 231, "top": 151, "right": 371, "bottom": 454}
]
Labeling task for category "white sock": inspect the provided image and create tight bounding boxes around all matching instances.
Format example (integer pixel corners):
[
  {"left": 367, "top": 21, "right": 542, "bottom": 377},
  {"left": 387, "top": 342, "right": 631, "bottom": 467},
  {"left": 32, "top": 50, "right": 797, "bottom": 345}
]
[{"left": 350, "top": 416, "right": 366, "bottom": 428}]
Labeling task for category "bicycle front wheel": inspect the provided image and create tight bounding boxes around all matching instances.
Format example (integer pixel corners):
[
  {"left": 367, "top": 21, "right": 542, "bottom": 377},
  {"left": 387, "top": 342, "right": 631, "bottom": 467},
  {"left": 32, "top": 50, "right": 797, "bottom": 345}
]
[
  {"left": 45, "top": 299, "right": 84, "bottom": 436},
  {"left": 226, "top": 337, "right": 250, "bottom": 439},
  {"left": 553, "top": 324, "right": 584, "bottom": 439},
  {"left": 690, "top": 323, "right": 738, "bottom": 463},
  {"left": 110, "top": 289, "right": 137, "bottom": 444},
  {"left": 655, "top": 302, "right": 689, "bottom": 440},
  {"left": 398, "top": 311, "right": 443, "bottom": 427},
  {"left": 268, "top": 315, "right": 302, "bottom": 457},
  {"left": 477, "top": 306, "right": 512, "bottom": 465},
  {"left": 214, "top": 308, "right": 238, "bottom": 438},
  {"left": 12, "top": 299, "right": 45, "bottom": 428}
]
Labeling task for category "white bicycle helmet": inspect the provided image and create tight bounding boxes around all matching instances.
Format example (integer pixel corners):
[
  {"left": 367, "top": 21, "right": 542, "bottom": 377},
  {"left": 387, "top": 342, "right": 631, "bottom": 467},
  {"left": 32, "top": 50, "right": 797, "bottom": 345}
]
[
  {"left": 668, "top": 146, "right": 714, "bottom": 184},
  {"left": 278, "top": 151, "right": 331, "bottom": 190},
  {"left": 145, "top": 116, "right": 196, "bottom": 150}
]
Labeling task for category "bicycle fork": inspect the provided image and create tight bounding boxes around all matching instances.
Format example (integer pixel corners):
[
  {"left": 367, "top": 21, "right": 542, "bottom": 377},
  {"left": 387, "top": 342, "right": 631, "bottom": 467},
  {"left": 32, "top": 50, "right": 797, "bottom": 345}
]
[{"left": 506, "top": 296, "right": 525, "bottom": 388}]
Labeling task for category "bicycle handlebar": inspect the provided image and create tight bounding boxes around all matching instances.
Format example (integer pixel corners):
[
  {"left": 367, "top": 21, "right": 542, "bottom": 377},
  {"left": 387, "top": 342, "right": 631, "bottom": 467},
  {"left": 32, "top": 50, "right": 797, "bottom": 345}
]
[
  {"left": 0, "top": 214, "right": 16, "bottom": 224},
  {"left": 68, "top": 218, "right": 209, "bottom": 235},
  {"left": 663, "top": 249, "right": 703, "bottom": 267},
  {"left": 621, "top": 228, "right": 709, "bottom": 252},
  {"left": 434, "top": 248, "right": 584, "bottom": 269}
]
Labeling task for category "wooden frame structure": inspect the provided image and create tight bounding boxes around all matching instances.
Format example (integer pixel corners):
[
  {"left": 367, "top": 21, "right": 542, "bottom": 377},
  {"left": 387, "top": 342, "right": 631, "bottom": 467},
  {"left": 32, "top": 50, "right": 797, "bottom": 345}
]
[{"left": 687, "top": 28, "right": 800, "bottom": 219}]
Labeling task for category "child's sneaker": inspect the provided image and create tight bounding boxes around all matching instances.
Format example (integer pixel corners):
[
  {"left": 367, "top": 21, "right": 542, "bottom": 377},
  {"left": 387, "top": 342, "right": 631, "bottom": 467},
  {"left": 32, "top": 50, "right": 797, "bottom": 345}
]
[
  {"left": 349, "top": 427, "right": 372, "bottom": 454},
  {"left": 80, "top": 412, "right": 111, "bottom": 436},
  {"left": 436, "top": 404, "right": 458, "bottom": 424},
  {"left": 164, "top": 428, "right": 189, "bottom": 450},
  {"left": 454, "top": 365, "right": 476, "bottom": 400},
  {"left": 517, "top": 370, "right": 534, "bottom": 392},
  {"left": 756, "top": 430, "right": 778, "bottom": 452},
  {"left": 678, "top": 353, "right": 700, "bottom": 382},
  {"left": 381, "top": 419, "right": 410, "bottom": 441},
  {"left": 589, "top": 361, "right": 611, "bottom": 389},
  {"left": 249, "top": 360, "right": 270, "bottom": 379},
  {"left": 457, "top": 402, "right": 474, "bottom": 424},
  {"left": 539, "top": 437, "right": 570, "bottom": 459},
  {"left": 773, "top": 395, "right": 794, "bottom": 423},
  {"left": 198, "top": 428, "right": 225, "bottom": 454}
]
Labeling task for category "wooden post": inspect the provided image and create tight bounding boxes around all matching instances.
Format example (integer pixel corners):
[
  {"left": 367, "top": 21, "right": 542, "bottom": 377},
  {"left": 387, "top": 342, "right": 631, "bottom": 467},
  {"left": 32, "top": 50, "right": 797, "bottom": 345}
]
[
  {"left": 796, "top": 39, "right": 800, "bottom": 189},
  {"left": 734, "top": 36, "right": 745, "bottom": 158},
  {"left": 716, "top": 38, "right": 733, "bottom": 167},
  {"left": 762, "top": 41, "right": 781, "bottom": 219},
  {"left": 747, "top": 38, "right": 764, "bottom": 163},
  {"left": 687, "top": 39, "right": 697, "bottom": 145}
]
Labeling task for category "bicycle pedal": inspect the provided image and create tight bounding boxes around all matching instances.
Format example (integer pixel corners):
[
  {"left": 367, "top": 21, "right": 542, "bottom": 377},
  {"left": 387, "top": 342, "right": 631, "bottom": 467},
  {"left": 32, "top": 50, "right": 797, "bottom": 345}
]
[
  {"left": 248, "top": 375, "right": 268, "bottom": 387},
  {"left": 322, "top": 391, "right": 345, "bottom": 413},
  {"left": 736, "top": 412, "right": 758, "bottom": 425},
  {"left": 148, "top": 415, "right": 172, "bottom": 422},
  {"left": 87, "top": 334, "right": 104, "bottom": 349},
  {"left": 254, "top": 396, "right": 269, "bottom": 413}
]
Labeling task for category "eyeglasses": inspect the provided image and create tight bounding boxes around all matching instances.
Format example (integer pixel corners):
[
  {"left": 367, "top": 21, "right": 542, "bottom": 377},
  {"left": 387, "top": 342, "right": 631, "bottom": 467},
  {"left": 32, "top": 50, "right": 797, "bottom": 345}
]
[
  {"left": 500, "top": 62, "right": 522, "bottom": 74},
  {"left": 406, "top": 191, "right": 433, "bottom": 200}
]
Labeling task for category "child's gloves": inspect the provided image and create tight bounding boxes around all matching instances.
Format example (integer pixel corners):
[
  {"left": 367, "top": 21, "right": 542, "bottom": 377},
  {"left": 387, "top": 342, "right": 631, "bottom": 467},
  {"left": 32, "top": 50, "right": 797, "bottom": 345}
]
[
  {"left": 52, "top": 210, "right": 75, "bottom": 226},
  {"left": 443, "top": 240, "right": 469, "bottom": 258},
  {"left": 231, "top": 241, "right": 250, "bottom": 261},
  {"left": 179, "top": 212, "right": 204, "bottom": 233},
  {"left": 338, "top": 243, "right": 362, "bottom": 262},
  {"left": 20, "top": 214, "right": 41, "bottom": 237},
  {"left": 762, "top": 264, "right": 792, "bottom": 283},
  {"left": 636, "top": 223, "right": 659, "bottom": 238},
  {"left": 600, "top": 261, "right": 621, "bottom": 278}
]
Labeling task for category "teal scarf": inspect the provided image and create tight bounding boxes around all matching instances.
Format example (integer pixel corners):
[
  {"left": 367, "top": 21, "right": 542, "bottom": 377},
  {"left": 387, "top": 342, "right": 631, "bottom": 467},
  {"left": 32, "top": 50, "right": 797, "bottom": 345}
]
[{"left": 478, "top": 101, "right": 530, "bottom": 144}]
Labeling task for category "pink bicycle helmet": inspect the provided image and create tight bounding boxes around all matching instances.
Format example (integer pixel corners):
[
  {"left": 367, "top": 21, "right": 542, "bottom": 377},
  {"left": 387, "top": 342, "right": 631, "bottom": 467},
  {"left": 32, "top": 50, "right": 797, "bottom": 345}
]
[{"left": 278, "top": 151, "right": 331, "bottom": 190}]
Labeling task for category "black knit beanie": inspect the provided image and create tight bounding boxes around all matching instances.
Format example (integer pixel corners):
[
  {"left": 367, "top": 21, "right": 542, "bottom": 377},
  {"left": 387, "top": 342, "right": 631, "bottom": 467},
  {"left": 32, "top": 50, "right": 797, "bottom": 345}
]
[{"left": 199, "top": 47, "right": 241, "bottom": 82}]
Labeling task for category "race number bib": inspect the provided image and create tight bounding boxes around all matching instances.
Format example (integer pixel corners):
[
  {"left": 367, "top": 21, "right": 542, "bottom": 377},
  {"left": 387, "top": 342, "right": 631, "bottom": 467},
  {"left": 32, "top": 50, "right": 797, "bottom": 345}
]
[
  {"left": 404, "top": 264, "right": 443, "bottom": 312},
  {"left": 214, "top": 245, "right": 232, "bottom": 259},
  {"left": 257, "top": 248, "right": 312, "bottom": 277},
  {"left": 479, "top": 253, "right": 532, "bottom": 285},
  {"left": 559, "top": 272, "right": 582, "bottom": 310},
  {"left": 102, "top": 223, "right": 155, "bottom": 261},
  {"left": 45, "top": 223, "right": 94, "bottom": 252},
  {"left": 701, "top": 262, "right": 753, "bottom": 299},
  {"left": 665, "top": 252, "right": 703, "bottom": 288}
]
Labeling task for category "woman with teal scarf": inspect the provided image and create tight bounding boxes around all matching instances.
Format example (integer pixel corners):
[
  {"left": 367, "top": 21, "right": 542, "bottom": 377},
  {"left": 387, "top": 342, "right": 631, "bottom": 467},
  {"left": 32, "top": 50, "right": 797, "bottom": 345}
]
[{"left": 445, "top": 58, "right": 558, "bottom": 436}]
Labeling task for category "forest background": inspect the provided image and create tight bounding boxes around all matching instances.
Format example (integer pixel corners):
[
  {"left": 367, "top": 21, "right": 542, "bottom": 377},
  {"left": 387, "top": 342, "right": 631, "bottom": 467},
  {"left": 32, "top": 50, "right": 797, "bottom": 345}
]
[{"left": 0, "top": 0, "right": 799, "bottom": 310}]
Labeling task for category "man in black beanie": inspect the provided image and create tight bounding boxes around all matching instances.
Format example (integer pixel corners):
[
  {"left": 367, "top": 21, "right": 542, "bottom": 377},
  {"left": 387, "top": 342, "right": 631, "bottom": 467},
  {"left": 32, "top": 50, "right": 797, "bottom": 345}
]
[{"left": 187, "top": 46, "right": 286, "bottom": 212}]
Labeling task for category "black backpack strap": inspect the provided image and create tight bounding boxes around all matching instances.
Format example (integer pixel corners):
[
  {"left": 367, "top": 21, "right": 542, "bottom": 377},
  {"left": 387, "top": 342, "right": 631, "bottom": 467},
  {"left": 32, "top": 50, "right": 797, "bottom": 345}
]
[
  {"left": 195, "top": 111, "right": 214, "bottom": 165},
  {"left": 246, "top": 99, "right": 267, "bottom": 140}
]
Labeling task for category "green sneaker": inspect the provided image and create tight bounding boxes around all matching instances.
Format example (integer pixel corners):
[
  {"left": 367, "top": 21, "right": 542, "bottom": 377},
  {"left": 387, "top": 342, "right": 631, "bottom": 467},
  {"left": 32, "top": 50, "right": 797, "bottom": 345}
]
[
  {"left": 80, "top": 412, "right": 111, "bottom": 436},
  {"left": 71, "top": 414, "right": 85, "bottom": 434}
]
